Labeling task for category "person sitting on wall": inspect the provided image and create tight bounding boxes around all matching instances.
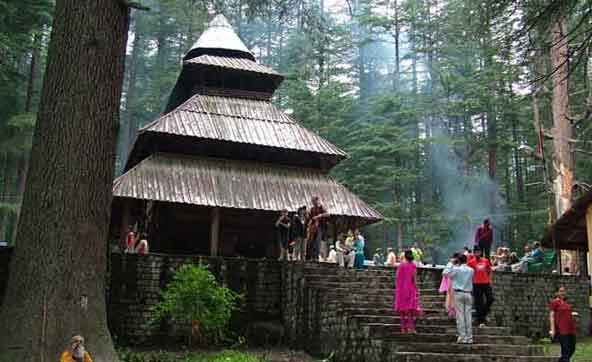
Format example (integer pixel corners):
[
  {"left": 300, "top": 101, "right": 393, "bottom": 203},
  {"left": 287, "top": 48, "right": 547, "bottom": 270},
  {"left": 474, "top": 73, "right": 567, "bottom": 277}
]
[
  {"left": 60, "top": 335, "right": 92, "bottom": 362},
  {"left": 335, "top": 233, "right": 350, "bottom": 267},
  {"left": 275, "top": 209, "right": 291, "bottom": 261},
  {"left": 135, "top": 232, "right": 149, "bottom": 255},
  {"left": 511, "top": 242, "right": 543, "bottom": 272},
  {"left": 306, "top": 196, "right": 329, "bottom": 262},
  {"left": 411, "top": 242, "right": 424, "bottom": 265},
  {"left": 327, "top": 245, "right": 337, "bottom": 263},
  {"left": 373, "top": 248, "right": 385, "bottom": 266},
  {"left": 386, "top": 247, "right": 397, "bottom": 267}
]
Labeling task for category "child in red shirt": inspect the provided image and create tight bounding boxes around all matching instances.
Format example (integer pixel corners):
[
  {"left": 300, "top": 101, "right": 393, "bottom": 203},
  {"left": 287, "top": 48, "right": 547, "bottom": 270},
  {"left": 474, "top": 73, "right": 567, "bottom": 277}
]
[{"left": 468, "top": 246, "right": 494, "bottom": 327}]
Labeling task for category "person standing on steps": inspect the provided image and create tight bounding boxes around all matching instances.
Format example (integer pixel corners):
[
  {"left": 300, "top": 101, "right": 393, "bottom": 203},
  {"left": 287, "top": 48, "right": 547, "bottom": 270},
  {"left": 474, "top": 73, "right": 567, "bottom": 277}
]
[
  {"left": 443, "top": 253, "right": 474, "bottom": 344},
  {"left": 394, "top": 250, "right": 421, "bottom": 334},
  {"left": 468, "top": 245, "right": 494, "bottom": 327},
  {"left": 474, "top": 218, "right": 493, "bottom": 259},
  {"left": 549, "top": 285, "right": 578, "bottom": 362}
]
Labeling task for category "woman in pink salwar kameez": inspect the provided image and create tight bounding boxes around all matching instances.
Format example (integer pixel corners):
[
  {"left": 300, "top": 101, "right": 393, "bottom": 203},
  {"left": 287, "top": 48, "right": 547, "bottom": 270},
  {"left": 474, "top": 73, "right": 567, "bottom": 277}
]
[{"left": 394, "top": 250, "right": 421, "bottom": 333}]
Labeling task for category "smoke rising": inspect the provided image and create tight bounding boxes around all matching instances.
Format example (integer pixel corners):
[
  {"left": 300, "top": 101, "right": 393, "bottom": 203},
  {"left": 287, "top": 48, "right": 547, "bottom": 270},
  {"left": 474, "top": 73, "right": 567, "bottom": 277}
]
[{"left": 430, "top": 126, "right": 507, "bottom": 257}]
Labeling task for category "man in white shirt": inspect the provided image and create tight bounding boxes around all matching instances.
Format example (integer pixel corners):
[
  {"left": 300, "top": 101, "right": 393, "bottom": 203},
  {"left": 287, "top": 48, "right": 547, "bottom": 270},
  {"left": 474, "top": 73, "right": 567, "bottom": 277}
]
[
  {"left": 335, "top": 234, "right": 349, "bottom": 267},
  {"left": 443, "top": 253, "right": 475, "bottom": 344},
  {"left": 386, "top": 247, "right": 397, "bottom": 267}
]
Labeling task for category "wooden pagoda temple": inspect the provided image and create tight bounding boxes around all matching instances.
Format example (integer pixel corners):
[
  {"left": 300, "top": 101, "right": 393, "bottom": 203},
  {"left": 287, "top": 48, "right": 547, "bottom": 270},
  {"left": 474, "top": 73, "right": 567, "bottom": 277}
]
[{"left": 110, "top": 15, "right": 383, "bottom": 257}]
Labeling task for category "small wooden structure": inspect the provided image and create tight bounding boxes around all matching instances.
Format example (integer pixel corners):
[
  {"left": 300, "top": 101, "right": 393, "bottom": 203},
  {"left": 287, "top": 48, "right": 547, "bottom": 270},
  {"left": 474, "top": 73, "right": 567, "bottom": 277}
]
[
  {"left": 110, "top": 15, "right": 383, "bottom": 257},
  {"left": 541, "top": 189, "right": 592, "bottom": 277}
]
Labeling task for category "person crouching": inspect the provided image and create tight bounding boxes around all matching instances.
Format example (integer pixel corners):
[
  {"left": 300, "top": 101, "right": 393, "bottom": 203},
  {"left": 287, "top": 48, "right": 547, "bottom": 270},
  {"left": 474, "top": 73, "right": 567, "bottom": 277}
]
[{"left": 60, "top": 335, "right": 92, "bottom": 362}]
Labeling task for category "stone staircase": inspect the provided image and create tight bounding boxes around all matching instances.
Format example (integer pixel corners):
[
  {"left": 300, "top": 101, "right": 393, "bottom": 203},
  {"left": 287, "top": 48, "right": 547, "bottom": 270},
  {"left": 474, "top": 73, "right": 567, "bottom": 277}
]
[{"left": 300, "top": 263, "right": 556, "bottom": 362}]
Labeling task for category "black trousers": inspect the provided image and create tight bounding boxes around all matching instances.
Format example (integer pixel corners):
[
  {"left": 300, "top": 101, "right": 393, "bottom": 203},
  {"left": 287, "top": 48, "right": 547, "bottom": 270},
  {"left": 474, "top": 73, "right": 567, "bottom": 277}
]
[
  {"left": 558, "top": 334, "right": 576, "bottom": 362},
  {"left": 478, "top": 241, "right": 492, "bottom": 259},
  {"left": 473, "top": 283, "right": 494, "bottom": 324},
  {"left": 306, "top": 228, "right": 323, "bottom": 261}
]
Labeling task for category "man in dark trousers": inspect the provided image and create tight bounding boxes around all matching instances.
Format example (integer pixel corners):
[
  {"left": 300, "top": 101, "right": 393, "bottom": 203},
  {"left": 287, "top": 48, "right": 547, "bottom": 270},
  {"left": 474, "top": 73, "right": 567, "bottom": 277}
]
[
  {"left": 468, "top": 245, "right": 494, "bottom": 327},
  {"left": 474, "top": 218, "right": 493, "bottom": 259}
]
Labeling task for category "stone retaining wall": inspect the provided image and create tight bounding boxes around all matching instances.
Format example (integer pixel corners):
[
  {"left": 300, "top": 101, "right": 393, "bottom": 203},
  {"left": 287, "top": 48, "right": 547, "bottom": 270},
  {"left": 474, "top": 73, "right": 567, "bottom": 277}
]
[
  {"left": 108, "top": 253, "right": 282, "bottom": 344},
  {"left": 0, "top": 250, "right": 589, "bottom": 349},
  {"left": 489, "top": 270, "right": 590, "bottom": 338}
]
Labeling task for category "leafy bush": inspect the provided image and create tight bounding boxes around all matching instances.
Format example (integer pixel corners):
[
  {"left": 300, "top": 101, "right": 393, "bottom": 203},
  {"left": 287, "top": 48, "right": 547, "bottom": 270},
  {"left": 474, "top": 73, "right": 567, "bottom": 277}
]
[{"left": 151, "top": 263, "right": 239, "bottom": 344}]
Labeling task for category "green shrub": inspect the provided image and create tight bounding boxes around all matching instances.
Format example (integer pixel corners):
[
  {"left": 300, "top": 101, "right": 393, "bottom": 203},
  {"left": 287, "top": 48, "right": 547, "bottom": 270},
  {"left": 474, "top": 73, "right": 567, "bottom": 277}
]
[{"left": 151, "top": 263, "right": 239, "bottom": 344}]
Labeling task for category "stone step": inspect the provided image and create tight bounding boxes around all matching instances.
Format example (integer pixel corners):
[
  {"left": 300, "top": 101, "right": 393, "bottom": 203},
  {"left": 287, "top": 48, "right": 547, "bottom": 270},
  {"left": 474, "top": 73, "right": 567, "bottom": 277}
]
[
  {"left": 394, "top": 352, "right": 557, "bottom": 362},
  {"left": 311, "top": 286, "right": 441, "bottom": 296},
  {"left": 370, "top": 329, "right": 530, "bottom": 345},
  {"left": 342, "top": 307, "right": 444, "bottom": 316},
  {"left": 351, "top": 316, "right": 508, "bottom": 335},
  {"left": 351, "top": 314, "right": 455, "bottom": 326},
  {"left": 395, "top": 342, "right": 545, "bottom": 356},
  {"left": 336, "top": 297, "right": 445, "bottom": 310}
]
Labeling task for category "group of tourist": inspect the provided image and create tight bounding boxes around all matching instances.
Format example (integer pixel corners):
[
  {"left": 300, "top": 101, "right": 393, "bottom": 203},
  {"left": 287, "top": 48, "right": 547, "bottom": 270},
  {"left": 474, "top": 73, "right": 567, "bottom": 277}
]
[
  {"left": 372, "top": 243, "right": 424, "bottom": 267},
  {"left": 275, "top": 196, "right": 335, "bottom": 263},
  {"left": 275, "top": 196, "right": 370, "bottom": 267},
  {"left": 435, "top": 246, "right": 494, "bottom": 343},
  {"left": 393, "top": 241, "right": 579, "bottom": 361},
  {"left": 124, "top": 225, "right": 149, "bottom": 255}
]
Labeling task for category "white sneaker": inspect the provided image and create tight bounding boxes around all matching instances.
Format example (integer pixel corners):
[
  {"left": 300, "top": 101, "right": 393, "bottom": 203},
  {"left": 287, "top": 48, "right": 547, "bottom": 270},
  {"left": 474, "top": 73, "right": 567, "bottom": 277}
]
[{"left": 478, "top": 323, "right": 486, "bottom": 328}]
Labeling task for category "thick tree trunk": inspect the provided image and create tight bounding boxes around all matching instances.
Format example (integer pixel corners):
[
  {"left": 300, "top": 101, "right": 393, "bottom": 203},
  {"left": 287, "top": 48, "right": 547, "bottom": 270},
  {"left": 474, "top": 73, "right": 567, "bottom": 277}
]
[
  {"left": 0, "top": 1, "right": 129, "bottom": 362},
  {"left": 549, "top": 15, "right": 573, "bottom": 217}
]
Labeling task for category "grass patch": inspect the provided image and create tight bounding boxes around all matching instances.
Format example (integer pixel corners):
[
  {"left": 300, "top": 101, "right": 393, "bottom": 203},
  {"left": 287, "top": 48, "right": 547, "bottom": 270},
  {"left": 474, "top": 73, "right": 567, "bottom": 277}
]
[
  {"left": 118, "top": 349, "right": 264, "bottom": 362},
  {"left": 537, "top": 336, "right": 592, "bottom": 362}
]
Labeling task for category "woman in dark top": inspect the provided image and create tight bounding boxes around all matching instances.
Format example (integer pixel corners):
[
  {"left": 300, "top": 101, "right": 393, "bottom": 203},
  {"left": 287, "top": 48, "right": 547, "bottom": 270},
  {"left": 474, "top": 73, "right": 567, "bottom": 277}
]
[
  {"left": 291, "top": 206, "right": 307, "bottom": 261},
  {"left": 275, "top": 209, "right": 291, "bottom": 261},
  {"left": 549, "top": 285, "right": 578, "bottom": 362}
]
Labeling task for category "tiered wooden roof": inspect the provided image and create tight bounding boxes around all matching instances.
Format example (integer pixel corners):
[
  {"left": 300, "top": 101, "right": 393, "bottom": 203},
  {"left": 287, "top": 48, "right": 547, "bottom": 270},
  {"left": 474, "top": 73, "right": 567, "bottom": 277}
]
[
  {"left": 115, "top": 15, "right": 383, "bottom": 223},
  {"left": 114, "top": 153, "right": 382, "bottom": 221}
]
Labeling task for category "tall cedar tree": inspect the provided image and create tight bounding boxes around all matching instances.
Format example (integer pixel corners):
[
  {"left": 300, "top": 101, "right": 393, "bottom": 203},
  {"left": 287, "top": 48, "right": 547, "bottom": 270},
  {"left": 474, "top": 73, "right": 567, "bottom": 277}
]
[{"left": 0, "top": 1, "right": 130, "bottom": 361}]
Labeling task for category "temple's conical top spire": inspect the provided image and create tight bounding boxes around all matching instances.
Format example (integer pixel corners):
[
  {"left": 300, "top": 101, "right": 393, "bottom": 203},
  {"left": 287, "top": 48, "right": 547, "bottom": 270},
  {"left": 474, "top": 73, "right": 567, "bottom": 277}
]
[{"left": 184, "top": 14, "right": 254, "bottom": 61}]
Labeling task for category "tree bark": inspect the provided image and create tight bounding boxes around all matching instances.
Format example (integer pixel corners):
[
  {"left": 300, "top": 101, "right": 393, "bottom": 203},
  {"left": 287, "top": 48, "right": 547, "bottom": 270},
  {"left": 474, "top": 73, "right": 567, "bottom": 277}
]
[
  {"left": 549, "top": 14, "right": 574, "bottom": 217},
  {"left": 0, "top": 1, "right": 129, "bottom": 362}
]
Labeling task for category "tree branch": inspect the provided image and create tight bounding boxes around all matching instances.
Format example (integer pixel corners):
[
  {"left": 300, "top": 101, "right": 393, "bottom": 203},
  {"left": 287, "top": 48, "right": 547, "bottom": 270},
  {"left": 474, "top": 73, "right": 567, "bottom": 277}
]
[
  {"left": 118, "top": 0, "right": 150, "bottom": 11},
  {"left": 575, "top": 148, "right": 592, "bottom": 156}
]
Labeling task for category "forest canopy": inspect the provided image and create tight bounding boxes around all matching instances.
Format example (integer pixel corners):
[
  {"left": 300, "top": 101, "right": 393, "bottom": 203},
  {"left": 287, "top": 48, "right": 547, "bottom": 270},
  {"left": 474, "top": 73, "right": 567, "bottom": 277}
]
[{"left": 2, "top": 0, "right": 592, "bottom": 255}]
